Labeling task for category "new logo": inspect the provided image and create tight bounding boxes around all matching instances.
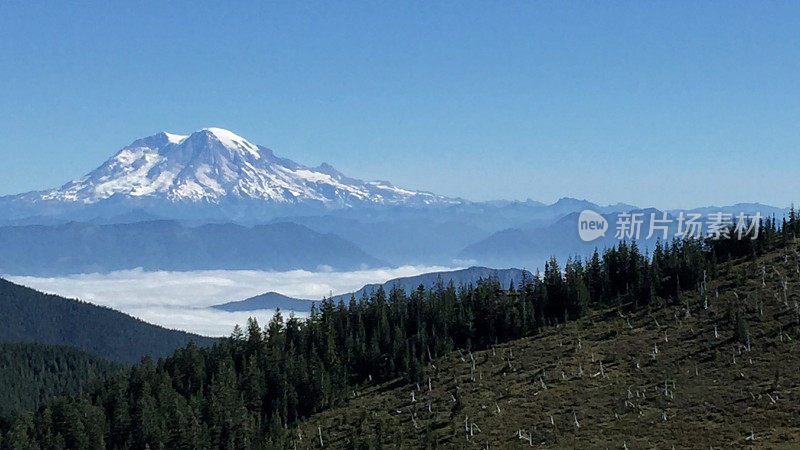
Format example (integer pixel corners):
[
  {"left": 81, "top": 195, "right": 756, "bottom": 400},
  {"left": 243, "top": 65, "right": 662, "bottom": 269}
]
[{"left": 578, "top": 210, "right": 607, "bottom": 242}]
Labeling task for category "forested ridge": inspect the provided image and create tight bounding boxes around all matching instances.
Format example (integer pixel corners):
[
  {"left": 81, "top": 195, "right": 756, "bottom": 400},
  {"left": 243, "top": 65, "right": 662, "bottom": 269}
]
[
  {"left": 0, "top": 279, "right": 216, "bottom": 363},
  {"left": 0, "top": 211, "right": 796, "bottom": 449}
]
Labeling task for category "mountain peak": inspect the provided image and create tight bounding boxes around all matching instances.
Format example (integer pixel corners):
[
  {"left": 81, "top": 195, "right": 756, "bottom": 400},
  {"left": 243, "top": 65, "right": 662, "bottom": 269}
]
[
  {"left": 31, "top": 128, "right": 456, "bottom": 208},
  {"left": 189, "top": 127, "right": 261, "bottom": 158},
  {"left": 199, "top": 127, "right": 248, "bottom": 143},
  {"left": 552, "top": 197, "right": 592, "bottom": 207}
]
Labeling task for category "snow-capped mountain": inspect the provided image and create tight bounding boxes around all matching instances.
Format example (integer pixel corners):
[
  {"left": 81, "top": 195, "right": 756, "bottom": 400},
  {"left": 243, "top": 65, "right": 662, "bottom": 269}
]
[{"left": 32, "top": 128, "right": 451, "bottom": 207}]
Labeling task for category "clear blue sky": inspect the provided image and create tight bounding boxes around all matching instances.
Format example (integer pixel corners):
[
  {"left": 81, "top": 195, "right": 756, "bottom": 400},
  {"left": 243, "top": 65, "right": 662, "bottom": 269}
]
[{"left": 1, "top": 1, "right": 798, "bottom": 208}]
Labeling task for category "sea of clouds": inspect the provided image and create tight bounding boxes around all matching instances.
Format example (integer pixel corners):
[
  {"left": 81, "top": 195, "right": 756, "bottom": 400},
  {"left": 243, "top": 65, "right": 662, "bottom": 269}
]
[{"left": 7, "top": 266, "right": 455, "bottom": 337}]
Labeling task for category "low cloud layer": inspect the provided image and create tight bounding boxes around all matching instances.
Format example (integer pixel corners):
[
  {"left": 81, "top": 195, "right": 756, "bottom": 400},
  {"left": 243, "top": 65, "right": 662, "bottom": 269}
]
[{"left": 7, "top": 266, "right": 455, "bottom": 337}]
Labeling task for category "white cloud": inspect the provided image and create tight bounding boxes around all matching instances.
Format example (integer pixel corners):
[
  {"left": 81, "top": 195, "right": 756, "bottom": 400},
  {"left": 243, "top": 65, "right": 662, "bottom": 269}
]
[{"left": 7, "top": 266, "right": 455, "bottom": 337}]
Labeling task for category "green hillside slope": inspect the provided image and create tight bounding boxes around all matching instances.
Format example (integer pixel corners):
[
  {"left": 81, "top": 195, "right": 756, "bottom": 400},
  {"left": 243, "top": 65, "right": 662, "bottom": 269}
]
[{"left": 0, "top": 278, "right": 215, "bottom": 363}]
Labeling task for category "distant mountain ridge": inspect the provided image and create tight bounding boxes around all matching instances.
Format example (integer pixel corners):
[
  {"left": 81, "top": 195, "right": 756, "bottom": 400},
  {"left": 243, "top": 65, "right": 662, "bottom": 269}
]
[
  {"left": 211, "top": 266, "right": 530, "bottom": 312},
  {"left": 0, "top": 220, "right": 385, "bottom": 276},
  {"left": 212, "top": 292, "right": 317, "bottom": 312},
  {"left": 0, "top": 198, "right": 785, "bottom": 275}
]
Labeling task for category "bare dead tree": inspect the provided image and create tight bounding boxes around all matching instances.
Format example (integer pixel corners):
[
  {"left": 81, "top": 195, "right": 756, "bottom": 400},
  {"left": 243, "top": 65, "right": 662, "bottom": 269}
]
[
  {"left": 516, "top": 429, "right": 534, "bottom": 446},
  {"left": 470, "top": 422, "right": 481, "bottom": 435},
  {"left": 593, "top": 360, "right": 607, "bottom": 379}
]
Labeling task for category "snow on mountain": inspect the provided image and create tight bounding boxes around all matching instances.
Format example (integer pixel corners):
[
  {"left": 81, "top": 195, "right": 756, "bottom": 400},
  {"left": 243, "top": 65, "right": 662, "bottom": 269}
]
[{"left": 35, "top": 128, "right": 453, "bottom": 207}]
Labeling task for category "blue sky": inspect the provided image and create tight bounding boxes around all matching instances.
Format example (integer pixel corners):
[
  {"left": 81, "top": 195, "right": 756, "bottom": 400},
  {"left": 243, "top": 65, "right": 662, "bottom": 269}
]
[{"left": 1, "top": 1, "right": 798, "bottom": 208}]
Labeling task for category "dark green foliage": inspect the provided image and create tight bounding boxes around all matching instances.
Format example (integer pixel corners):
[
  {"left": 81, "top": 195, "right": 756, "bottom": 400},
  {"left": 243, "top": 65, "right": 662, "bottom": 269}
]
[
  {"left": 0, "top": 278, "right": 216, "bottom": 363},
  {"left": 0, "top": 342, "right": 122, "bottom": 419}
]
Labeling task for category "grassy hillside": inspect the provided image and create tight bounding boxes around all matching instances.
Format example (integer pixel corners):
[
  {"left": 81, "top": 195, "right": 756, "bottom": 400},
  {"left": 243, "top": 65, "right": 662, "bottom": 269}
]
[
  {"left": 0, "top": 278, "right": 216, "bottom": 363},
  {"left": 0, "top": 342, "right": 122, "bottom": 419},
  {"left": 297, "top": 244, "right": 800, "bottom": 448}
]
